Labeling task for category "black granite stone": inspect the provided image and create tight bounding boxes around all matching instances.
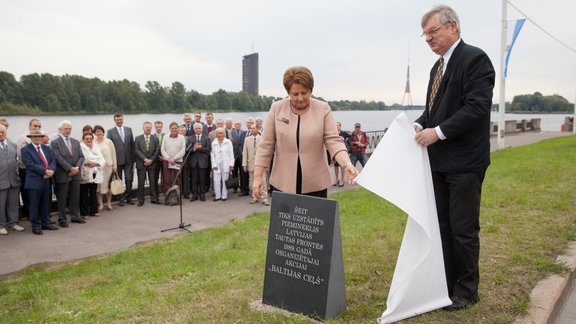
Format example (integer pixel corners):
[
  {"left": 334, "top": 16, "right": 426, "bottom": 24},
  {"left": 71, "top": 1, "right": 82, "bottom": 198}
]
[{"left": 262, "top": 191, "right": 346, "bottom": 319}]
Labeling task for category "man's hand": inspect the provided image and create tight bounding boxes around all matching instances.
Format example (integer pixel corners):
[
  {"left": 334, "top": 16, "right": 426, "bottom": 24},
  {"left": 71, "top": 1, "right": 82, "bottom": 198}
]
[{"left": 414, "top": 128, "right": 439, "bottom": 147}]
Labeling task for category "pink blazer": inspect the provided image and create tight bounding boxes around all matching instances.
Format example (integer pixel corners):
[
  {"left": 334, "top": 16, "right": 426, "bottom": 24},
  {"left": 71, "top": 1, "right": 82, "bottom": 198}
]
[{"left": 255, "top": 98, "right": 346, "bottom": 193}]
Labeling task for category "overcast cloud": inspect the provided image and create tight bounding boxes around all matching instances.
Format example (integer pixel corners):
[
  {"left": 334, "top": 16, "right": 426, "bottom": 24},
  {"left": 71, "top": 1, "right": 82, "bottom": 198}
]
[{"left": 1, "top": 0, "right": 575, "bottom": 105}]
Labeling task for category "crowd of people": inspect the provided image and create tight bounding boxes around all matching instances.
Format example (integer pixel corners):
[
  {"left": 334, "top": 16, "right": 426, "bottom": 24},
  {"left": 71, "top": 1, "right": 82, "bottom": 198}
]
[{"left": 0, "top": 112, "right": 367, "bottom": 236}]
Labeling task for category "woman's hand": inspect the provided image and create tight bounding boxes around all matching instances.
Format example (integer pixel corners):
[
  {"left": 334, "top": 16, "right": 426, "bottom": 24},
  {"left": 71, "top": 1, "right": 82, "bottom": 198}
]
[
  {"left": 344, "top": 163, "right": 359, "bottom": 185},
  {"left": 252, "top": 176, "right": 263, "bottom": 200}
]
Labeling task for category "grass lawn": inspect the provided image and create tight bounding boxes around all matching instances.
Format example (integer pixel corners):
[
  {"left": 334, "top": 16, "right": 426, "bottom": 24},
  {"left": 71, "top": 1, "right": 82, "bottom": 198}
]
[{"left": 1, "top": 136, "right": 575, "bottom": 323}]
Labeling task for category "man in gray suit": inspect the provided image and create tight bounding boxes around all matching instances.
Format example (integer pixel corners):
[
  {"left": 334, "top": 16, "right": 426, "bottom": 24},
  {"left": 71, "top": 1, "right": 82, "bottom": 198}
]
[
  {"left": 51, "top": 120, "right": 85, "bottom": 227},
  {"left": 0, "top": 124, "right": 24, "bottom": 235},
  {"left": 134, "top": 121, "right": 160, "bottom": 206},
  {"left": 107, "top": 113, "right": 135, "bottom": 206}
]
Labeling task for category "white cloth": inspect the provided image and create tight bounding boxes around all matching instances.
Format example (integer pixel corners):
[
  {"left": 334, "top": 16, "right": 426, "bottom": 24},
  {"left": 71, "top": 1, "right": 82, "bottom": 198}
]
[{"left": 356, "top": 112, "right": 451, "bottom": 323}]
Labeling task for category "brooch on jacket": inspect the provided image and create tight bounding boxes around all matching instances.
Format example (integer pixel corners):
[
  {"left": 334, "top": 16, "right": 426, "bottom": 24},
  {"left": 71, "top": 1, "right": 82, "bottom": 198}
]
[{"left": 277, "top": 117, "right": 289, "bottom": 124}]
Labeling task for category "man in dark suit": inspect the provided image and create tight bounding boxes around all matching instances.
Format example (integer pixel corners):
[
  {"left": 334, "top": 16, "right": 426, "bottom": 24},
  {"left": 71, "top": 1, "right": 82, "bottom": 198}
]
[
  {"left": 202, "top": 112, "right": 215, "bottom": 136},
  {"left": 134, "top": 121, "right": 160, "bottom": 206},
  {"left": 152, "top": 121, "right": 165, "bottom": 192},
  {"left": 188, "top": 123, "right": 211, "bottom": 201},
  {"left": 51, "top": 120, "right": 85, "bottom": 227},
  {"left": 21, "top": 129, "right": 58, "bottom": 235},
  {"left": 231, "top": 120, "right": 249, "bottom": 196},
  {"left": 414, "top": 5, "right": 495, "bottom": 311},
  {"left": 182, "top": 113, "right": 195, "bottom": 137},
  {"left": 107, "top": 113, "right": 135, "bottom": 205}
]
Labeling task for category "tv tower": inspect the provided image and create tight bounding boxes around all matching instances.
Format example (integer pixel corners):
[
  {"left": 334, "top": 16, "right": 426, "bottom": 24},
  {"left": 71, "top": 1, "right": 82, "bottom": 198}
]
[{"left": 400, "top": 62, "right": 413, "bottom": 108}]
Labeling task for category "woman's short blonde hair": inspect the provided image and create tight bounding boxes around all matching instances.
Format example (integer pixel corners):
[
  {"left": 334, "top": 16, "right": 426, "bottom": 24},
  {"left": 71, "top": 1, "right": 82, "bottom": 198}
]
[
  {"left": 214, "top": 127, "right": 225, "bottom": 136},
  {"left": 283, "top": 66, "right": 314, "bottom": 93}
]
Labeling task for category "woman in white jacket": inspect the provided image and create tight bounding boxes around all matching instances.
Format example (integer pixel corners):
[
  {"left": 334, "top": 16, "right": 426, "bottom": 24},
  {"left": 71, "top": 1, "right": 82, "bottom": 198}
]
[
  {"left": 80, "top": 132, "right": 106, "bottom": 217},
  {"left": 211, "top": 128, "right": 234, "bottom": 201}
]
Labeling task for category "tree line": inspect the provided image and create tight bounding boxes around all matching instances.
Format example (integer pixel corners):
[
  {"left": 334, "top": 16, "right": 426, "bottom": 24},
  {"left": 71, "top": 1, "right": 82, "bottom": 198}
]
[
  {"left": 0, "top": 71, "right": 387, "bottom": 115},
  {"left": 508, "top": 91, "right": 572, "bottom": 113},
  {"left": 2, "top": 71, "right": 569, "bottom": 115}
]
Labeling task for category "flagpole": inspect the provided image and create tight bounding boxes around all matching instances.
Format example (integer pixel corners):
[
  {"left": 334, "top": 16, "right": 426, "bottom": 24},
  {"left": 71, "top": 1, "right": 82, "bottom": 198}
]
[
  {"left": 573, "top": 87, "right": 575, "bottom": 134},
  {"left": 498, "top": 0, "right": 507, "bottom": 150}
]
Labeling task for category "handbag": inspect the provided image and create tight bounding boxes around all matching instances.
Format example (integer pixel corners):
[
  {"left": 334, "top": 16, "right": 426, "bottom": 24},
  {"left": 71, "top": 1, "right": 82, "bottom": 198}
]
[
  {"left": 225, "top": 173, "right": 239, "bottom": 189},
  {"left": 109, "top": 172, "right": 125, "bottom": 196}
]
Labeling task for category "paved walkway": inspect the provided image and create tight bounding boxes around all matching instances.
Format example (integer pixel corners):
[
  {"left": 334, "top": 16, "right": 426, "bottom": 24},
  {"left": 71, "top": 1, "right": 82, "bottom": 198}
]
[{"left": 1, "top": 130, "right": 573, "bottom": 321}]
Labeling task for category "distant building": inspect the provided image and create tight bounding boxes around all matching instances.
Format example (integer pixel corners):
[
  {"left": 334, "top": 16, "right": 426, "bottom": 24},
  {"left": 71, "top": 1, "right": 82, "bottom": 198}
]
[{"left": 242, "top": 53, "right": 259, "bottom": 96}]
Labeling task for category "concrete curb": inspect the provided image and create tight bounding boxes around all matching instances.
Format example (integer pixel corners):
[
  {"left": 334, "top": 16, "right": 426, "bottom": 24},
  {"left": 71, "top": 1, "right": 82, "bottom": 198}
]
[{"left": 514, "top": 242, "right": 576, "bottom": 324}]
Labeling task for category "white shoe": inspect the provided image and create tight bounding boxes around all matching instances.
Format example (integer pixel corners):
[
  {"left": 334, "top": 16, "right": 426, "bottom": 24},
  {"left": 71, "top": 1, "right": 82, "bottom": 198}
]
[
  {"left": 250, "top": 199, "right": 258, "bottom": 204},
  {"left": 11, "top": 225, "right": 25, "bottom": 232},
  {"left": 263, "top": 200, "right": 270, "bottom": 206},
  {"left": 0, "top": 228, "right": 7, "bottom": 235}
]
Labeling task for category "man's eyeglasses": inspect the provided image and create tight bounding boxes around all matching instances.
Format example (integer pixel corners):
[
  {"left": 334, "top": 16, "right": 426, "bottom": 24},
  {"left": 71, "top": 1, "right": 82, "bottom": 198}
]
[{"left": 421, "top": 21, "right": 451, "bottom": 38}]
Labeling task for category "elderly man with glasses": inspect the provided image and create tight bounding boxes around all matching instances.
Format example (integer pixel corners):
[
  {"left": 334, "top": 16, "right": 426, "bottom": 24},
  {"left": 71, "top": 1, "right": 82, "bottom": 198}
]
[{"left": 414, "top": 5, "right": 495, "bottom": 311}]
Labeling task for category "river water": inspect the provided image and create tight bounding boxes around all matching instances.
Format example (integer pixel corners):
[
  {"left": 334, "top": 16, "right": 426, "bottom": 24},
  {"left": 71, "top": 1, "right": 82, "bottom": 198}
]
[{"left": 3, "top": 110, "right": 570, "bottom": 139}]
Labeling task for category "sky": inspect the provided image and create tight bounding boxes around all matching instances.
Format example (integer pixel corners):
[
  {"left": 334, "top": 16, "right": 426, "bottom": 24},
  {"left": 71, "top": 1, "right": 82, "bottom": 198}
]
[{"left": 1, "top": 0, "right": 575, "bottom": 106}]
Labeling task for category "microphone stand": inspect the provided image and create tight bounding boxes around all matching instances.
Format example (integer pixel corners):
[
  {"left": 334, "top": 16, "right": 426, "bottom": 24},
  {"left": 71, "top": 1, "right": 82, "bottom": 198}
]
[{"left": 161, "top": 141, "right": 194, "bottom": 233}]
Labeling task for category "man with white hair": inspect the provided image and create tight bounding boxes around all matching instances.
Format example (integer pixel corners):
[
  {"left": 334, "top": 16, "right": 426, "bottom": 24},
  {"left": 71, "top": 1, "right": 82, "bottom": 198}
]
[
  {"left": 0, "top": 124, "right": 24, "bottom": 235},
  {"left": 414, "top": 5, "right": 495, "bottom": 311},
  {"left": 224, "top": 118, "right": 234, "bottom": 139},
  {"left": 255, "top": 117, "right": 264, "bottom": 134},
  {"left": 51, "top": 120, "right": 85, "bottom": 227}
]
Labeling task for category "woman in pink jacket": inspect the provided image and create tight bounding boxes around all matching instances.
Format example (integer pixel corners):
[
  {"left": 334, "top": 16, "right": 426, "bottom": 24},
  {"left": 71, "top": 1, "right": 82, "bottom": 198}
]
[{"left": 253, "top": 66, "right": 358, "bottom": 199}]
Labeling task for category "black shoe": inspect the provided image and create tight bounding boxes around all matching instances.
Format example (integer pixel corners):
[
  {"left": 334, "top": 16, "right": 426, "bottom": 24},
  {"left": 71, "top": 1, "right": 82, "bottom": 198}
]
[
  {"left": 443, "top": 296, "right": 479, "bottom": 312},
  {"left": 137, "top": 201, "right": 144, "bottom": 207},
  {"left": 233, "top": 188, "right": 238, "bottom": 193},
  {"left": 183, "top": 194, "right": 190, "bottom": 199},
  {"left": 190, "top": 196, "right": 198, "bottom": 202},
  {"left": 126, "top": 200, "right": 135, "bottom": 205},
  {"left": 213, "top": 198, "right": 221, "bottom": 201},
  {"left": 33, "top": 229, "right": 43, "bottom": 235},
  {"left": 71, "top": 218, "right": 86, "bottom": 224},
  {"left": 222, "top": 198, "right": 227, "bottom": 201},
  {"left": 42, "top": 224, "right": 59, "bottom": 230},
  {"left": 118, "top": 200, "right": 125, "bottom": 206},
  {"left": 151, "top": 200, "right": 161, "bottom": 204},
  {"left": 199, "top": 195, "right": 206, "bottom": 201},
  {"left": 59, "top": 222, "right": 69, "bottom": 228},
  {"left": 239, "top": 192, "right": 249, "bottom": 197}
]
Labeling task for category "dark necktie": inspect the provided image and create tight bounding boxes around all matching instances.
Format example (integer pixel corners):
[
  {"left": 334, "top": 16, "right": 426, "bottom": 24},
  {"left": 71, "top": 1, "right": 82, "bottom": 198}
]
[
  {"left": 429, "top": 57, "right": 444, "bottom": 112},
  {"left": 37, "top": 145, "right": 49, "bottom": 168}
]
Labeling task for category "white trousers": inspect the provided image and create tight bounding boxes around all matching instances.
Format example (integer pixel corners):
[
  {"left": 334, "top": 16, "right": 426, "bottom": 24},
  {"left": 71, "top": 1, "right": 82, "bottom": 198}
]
[{"left": 213, "top": 163, "right": 229, "bottom": 199}]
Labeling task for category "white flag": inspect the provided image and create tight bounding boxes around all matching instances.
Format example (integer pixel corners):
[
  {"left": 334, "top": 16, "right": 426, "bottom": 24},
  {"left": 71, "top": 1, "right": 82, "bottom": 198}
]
[{"left": 355, "top": 112, "right": 451, "bottom": 323}]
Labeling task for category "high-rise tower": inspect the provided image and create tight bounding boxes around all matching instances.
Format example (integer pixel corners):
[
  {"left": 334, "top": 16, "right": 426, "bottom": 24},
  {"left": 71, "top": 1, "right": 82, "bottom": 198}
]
[
  {"left": 400, "top": 64, "right": 413, "bottom": 107},
  {"left": 242, "top": 53, "right": 259, "bottom": 96}
]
